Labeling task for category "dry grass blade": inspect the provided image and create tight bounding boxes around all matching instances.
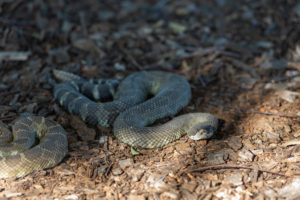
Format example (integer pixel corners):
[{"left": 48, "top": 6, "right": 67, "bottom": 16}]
[{"left": 187, "top": 164, "right": 290, "bottom": 177}]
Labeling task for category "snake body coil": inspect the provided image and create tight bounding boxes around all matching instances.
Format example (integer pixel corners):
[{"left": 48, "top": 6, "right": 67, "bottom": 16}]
[
  {"left": 0, "top": 116, "right": 67, "bottom": 178},
  {"left": 0, "top": 70, "right": 218, "bottom": 178},
  {"left": 0, "top": 70, "right": 217, "bottom": 178},
  {"left": 54, "top": 70, "right": 218, "bottom": 148}
]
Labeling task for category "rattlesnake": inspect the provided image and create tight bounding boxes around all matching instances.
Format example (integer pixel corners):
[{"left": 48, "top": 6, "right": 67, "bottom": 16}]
[
  {"left": 0, "top": 116, "right": 67, "bottom": 178},
  {"left": 53, "top": 70, "right": 218, "bottom": 148},
  {"left": 0, "top": 70, "right": 218, "bottom": 178}
]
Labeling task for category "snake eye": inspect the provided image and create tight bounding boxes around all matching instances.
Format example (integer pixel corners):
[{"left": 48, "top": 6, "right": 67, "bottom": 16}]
[{"left": 187, "top": 124, "right": 215, "bottom": 140}]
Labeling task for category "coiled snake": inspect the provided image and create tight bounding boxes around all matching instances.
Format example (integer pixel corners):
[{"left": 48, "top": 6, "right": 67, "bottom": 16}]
[
  {"left": 0, "top": 70, "right": 218, "bottom": 178},
  {"left": 0, "top": 116, "right": 67, "bottom": 178},
  {"left": 53, "top": 70, "right": 218, "bottom": 148}
]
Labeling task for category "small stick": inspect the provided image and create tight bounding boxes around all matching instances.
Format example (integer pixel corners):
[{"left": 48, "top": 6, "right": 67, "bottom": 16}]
[
  {"left": 0, "top": 18, "right": 34, "bottom": 26},
  {"left": 287, "top": 61, "right": 300, "bottom": 71},
  {"left": 209, "top": 101, "right": 300, "bottom": 119},
  {"left": 0, "top": 90, "right": 20, "bottom": 96},
  {"left": 0, "top": 105, "right": 15, "bottom": 112},
  {"left": 0, "top": 115, "right": 16, "bottom": 121},
  {"left": 0, "top": 51, "right": 31, "bottom": 61},
  {"left": 118, "top": 46, "right": 143, "bottom": 70},
  {"left": 188, "top": 164, "right": 290, "bottom": 177}
]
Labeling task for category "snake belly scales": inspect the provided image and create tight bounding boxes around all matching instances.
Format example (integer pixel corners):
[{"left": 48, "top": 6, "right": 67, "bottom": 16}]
[{"left": 0, "top": 70, "right": 218, "bottom": 178}]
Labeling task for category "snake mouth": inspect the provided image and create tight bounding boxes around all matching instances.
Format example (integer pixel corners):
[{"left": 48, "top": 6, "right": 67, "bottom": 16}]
[{"left": 187, "top": 125, "right": 216, "bottom": 140}]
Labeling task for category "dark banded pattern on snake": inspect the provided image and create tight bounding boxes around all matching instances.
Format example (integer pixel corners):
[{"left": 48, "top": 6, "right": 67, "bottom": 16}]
[{"left": 53, "top": 70, "right": 218, "bottom": 148}]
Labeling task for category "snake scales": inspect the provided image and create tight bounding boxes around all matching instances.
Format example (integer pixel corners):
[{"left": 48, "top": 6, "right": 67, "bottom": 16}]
[
  {"left": 0, "top": 116, "right": 67, "bottom": 178},
  {"left": 0, "top": 70, "right": 218, "bottom": 178},
  {"left": 53, "top": 70, "right": 218, "bottom": 148}
]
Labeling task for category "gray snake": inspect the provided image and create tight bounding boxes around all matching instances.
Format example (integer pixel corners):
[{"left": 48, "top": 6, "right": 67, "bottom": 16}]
[
  {"left": 53, "top": 70, "right": 218, "bottom": 148},
  {"left": 0, "top": 70, "right": 218, "bottom": 178}
]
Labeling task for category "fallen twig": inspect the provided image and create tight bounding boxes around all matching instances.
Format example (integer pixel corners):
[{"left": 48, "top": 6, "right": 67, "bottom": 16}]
[
  {"left": 227, "top": 57, "right": 258, "bottom": 78},
  {"left": 0, "top": 90, "right": 20, "bottom": 96},
  {"left": 118, "top": 46, "right": 143, "bottom": 70},
  {"left": 0, "top": 115, "right": 16, "bottom": 121},
  {"left": 188, "top": 164, "right": 290, "bottom": 177},
  {"left": 282, "top": 139, "right": 300, "bottom": 147},
  {"left": 287, "top": 61, "right": 300, "bottom": 71},
  {"left": 209, "top": 101, "right": 300, "bottom": 119},
  {"left": 0, "top": 51, "right": 31, "bottom": 61},
  {"left": 0, "top": 18, "right": 34, "bottom": 26},
  {"left": 0, "top": 105, "right": 16, "bottom": 112}
]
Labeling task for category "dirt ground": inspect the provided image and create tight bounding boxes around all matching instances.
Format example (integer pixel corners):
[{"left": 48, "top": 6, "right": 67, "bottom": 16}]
[{"left": 1, "top": 0, "right": 300, "bottom": 199}]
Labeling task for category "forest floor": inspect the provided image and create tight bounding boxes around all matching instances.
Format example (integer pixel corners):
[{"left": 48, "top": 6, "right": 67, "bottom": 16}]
[{"left": 1, "top": 0, "right": 300, "bottom": 199}]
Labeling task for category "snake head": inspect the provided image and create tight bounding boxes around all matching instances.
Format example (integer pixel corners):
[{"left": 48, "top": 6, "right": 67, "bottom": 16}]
[{"left": 187, "top": 124, "right": 216, "bottom": 140}]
